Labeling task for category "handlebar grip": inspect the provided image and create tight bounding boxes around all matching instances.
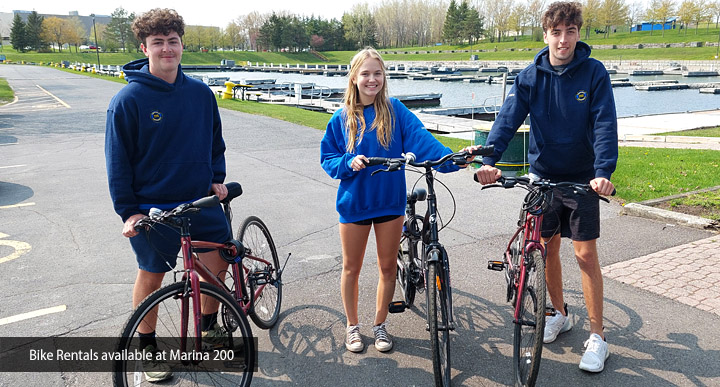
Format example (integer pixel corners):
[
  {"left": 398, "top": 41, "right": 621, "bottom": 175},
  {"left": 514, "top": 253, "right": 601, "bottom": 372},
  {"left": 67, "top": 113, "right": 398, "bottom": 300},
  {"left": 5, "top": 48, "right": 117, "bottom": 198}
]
[
  {"left": 469, "top": 145, "right": 495, "bottom": 156},
  {"left": 364, "top": 157, "right": 386, "bottom": 167},
  {"left": 192, "top": 195, "right": 221, "bottom": 208}
]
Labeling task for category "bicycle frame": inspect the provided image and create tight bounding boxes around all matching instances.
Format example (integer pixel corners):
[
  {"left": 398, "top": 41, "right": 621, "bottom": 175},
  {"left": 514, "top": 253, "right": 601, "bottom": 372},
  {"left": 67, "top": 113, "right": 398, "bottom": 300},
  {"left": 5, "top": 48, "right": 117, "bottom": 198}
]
[
  {"left": 171, "top": 213, "right": 272, "bottom": 354},
  {"left": 506, "top": 210, "right": 545, "bottom": 323}
]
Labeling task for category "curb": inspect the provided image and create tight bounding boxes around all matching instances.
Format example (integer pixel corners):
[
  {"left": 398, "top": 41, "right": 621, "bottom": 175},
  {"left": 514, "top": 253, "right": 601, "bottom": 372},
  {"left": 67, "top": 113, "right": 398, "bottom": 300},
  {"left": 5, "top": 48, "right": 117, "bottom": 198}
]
[{"left": 621, "top": 203, "right": 719, "bottom": 231}]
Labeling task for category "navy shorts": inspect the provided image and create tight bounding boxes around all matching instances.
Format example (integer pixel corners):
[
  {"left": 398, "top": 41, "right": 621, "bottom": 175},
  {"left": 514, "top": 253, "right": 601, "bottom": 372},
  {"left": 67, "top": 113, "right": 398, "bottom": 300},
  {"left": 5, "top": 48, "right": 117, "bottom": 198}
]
[
  {"left": 129, "top": 204, "right": 231, "bottom": 273},
  {"left": 352, "top": 214, "right": 402, "bottom": 226},
  {"left": 541, "top": 186, "right": 600, "bottom": 242}
]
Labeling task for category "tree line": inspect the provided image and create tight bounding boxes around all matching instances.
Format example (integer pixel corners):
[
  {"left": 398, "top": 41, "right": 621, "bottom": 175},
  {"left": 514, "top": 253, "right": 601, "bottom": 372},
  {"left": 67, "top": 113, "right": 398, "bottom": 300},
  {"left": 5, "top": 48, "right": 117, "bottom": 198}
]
[{"left": 10, "top": 0, "right": 720, "bottom": 54}]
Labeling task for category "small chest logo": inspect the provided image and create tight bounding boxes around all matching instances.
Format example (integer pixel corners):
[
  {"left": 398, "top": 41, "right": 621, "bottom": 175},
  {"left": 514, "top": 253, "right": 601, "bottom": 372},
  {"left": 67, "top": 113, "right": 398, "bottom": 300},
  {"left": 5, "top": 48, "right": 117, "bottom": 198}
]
[
  {"left": 151, "top": 111, "right": 163, "bottom": 122},
  {"left": 575, "top": 90, "right": 588, "bottom": 102}
]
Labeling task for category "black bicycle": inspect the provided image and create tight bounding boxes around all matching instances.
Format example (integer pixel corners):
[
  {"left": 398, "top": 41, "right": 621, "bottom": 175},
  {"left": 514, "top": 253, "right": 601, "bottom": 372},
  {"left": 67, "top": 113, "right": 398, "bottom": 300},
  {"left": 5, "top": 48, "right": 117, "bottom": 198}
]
[{"left": 365, "top": 145, "right": 494, "bottom": 387}]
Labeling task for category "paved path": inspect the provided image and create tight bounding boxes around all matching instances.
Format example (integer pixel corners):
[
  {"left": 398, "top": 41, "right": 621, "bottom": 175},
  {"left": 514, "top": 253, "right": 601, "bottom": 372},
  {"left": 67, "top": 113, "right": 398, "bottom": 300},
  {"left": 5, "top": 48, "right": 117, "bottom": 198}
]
[{"left": 603, "top": 234, "right": 720, "bottom": 316}]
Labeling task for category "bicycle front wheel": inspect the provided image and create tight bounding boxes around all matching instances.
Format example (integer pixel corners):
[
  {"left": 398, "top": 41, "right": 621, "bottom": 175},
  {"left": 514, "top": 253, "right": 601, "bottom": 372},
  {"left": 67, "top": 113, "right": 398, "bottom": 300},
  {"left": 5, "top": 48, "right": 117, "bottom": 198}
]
[
  {"left": 513, "top": 249, "right": 546, "bottom": 387},
  {"left": 427, "top": 260, "right": 451, "bottom": 387},
  {"left": 114, "top": 281, "right": 255, "bottom": 387},
  {"left": 237, "top": 215, "right": 282, "bottom": 329}
]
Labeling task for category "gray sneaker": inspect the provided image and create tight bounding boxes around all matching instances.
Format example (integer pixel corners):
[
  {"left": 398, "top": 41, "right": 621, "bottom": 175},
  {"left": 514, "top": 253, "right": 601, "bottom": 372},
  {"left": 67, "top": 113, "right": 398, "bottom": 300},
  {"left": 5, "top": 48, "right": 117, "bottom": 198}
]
[
  {"left": 345, "top": 324, "right": 364, "bottom": 352},
  {"left": 544, "top": 305, "right": 572, "bottom": 343},
  {"left": 579, "top": 333, "right": 610, "bottom": 372},
  {"left": 372, "top": 322, "right": 393, "bottom": 352},
  {"left": 142, "top": 345, "right": 172, "bottom": 382}
]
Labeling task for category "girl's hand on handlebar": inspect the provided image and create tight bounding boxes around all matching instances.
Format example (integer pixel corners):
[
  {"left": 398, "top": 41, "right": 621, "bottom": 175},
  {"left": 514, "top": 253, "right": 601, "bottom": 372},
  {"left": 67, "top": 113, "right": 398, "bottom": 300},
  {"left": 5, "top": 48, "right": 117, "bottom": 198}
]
[
  {"left": 475, "top": 165, "right": 502, "bottom": 185},
  {"left": 459, "top": 145, "right": 481, "bottom": 167},
  {"left": 211, "top": 183, "right": 228, "bottom": 201},
  {"left": 351, "top": 155, "right": 369, "bottom": 171},
  {"left": 590, "top": 177, "right": 615, "bottom": 196},
  {"left": 123, "top": 213, "right": 146, "bottom": 238}
]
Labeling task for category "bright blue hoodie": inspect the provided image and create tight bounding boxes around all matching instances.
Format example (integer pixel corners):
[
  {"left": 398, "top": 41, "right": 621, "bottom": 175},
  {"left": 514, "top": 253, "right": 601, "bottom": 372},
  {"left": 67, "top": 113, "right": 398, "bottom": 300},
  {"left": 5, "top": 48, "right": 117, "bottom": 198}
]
[
  {"left": 482, "top": 42, "right": 618, "bottom": 181},
  {"left": 106, "top": 58, "right": 226, "bottom": 221},
  {"left": 321, "top": 98, "right": 457, "bottom": 223}
]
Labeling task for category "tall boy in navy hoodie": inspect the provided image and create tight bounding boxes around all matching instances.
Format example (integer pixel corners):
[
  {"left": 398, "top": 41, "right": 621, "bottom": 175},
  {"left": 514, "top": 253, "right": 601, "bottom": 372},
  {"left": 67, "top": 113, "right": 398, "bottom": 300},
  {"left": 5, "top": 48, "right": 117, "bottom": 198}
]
[{"left": 475, "top": 1, "right": 618, "bottom": 373}]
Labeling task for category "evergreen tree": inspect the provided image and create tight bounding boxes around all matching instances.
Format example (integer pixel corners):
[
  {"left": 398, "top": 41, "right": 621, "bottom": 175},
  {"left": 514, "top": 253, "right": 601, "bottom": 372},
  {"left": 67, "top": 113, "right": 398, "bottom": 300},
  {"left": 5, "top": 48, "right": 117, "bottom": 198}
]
[
  {"left": 105, "top": 8, "right": 134, "bottom": 52},
  {"left": 10, "top": 13, "right": 27, "bottom": 52},
  {"left": 25, "top": 11, "right": 46, "bottom": 51},
  {"left": 443, "top": 0, "right": 460, "bottom": 44}
]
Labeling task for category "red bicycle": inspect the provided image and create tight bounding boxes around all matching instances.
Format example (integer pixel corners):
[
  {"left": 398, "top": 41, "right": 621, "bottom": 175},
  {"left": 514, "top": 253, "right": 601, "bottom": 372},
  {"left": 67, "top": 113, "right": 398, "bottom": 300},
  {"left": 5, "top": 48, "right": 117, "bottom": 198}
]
[
  {"left": 480, "top": 175, "right": 610, "bottom": 387},
  {"left": 113, "top": 182, "right": 285, "bottom": 387}
]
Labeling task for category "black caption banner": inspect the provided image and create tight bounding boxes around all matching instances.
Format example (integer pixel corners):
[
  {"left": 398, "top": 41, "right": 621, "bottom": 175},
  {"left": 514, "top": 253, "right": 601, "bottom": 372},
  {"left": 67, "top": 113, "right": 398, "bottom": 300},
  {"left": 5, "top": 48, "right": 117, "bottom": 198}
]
[{"left": 0, "top": 337, "right": 257, "bottom": 373}]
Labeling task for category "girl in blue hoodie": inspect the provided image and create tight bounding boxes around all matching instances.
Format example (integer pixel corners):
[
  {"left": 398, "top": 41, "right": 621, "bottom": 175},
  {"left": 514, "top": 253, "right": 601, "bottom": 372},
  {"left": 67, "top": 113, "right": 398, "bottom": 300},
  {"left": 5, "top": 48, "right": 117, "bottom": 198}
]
[{"left": 321, "top": 47, "right": 471, "bottom": 353}]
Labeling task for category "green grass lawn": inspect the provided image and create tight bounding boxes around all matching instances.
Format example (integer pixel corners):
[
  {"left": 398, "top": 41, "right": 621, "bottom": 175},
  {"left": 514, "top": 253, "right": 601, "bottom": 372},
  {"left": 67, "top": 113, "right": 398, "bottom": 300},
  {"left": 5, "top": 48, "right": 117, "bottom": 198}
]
[
  {"left": 654, "top": 127, "right": 720, "bottom": 137},
  {"left": 0, "top": 77, "right": 14, "bottom": 104}
]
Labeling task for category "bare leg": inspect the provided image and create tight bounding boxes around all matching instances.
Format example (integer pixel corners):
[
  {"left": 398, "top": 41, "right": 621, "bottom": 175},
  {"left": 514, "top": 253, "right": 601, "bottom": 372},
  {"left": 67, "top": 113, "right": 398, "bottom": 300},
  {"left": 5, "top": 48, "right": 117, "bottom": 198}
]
[
  {"left": 197, "top": 250, "right": 230, "bottom": 315},
  {"left": 372, "top": 217, "right": 404, "bottom": 326},
  {"left": 133, "top": 269, "right": 165, "bottom": 334},
  {"left": 573, "top": 239, "right": 604, "bottom": 338},
  {"left": 544, "top": 234, "right": 566, "bottom": 315},
  {"left": 339, "top": 222, "right": 372, "bottom": 326}
]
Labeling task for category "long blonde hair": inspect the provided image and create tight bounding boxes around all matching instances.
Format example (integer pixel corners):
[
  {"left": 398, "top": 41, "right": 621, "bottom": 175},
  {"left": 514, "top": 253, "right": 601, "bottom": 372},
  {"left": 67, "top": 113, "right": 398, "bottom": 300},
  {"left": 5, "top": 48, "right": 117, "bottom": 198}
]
[{"left": 343, "top": 47, "right": 394, "bottom": 153}]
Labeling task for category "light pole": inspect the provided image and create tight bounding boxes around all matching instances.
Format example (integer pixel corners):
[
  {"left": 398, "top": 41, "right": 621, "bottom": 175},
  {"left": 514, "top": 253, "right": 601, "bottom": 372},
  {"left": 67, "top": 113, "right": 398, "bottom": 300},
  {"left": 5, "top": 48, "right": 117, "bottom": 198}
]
[{"left": 91, "top": 14, "right": 100, "bottom": 70}]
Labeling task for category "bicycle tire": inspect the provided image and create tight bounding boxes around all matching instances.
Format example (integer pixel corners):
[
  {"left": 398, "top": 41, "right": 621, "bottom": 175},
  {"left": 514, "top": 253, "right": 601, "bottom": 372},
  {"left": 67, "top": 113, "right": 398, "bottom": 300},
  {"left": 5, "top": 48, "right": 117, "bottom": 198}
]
[
  {"left": 114, "top": 281, "right": 255, "bottom": 387},
  {"left": 427, "top": 259, "right": 451, "bottom": 387},
  {"left": 237, "top": 215, "right": 282, "bottom": 329},
  {"left": 513, "top": 249, "right": 546, "bottom": 387}
]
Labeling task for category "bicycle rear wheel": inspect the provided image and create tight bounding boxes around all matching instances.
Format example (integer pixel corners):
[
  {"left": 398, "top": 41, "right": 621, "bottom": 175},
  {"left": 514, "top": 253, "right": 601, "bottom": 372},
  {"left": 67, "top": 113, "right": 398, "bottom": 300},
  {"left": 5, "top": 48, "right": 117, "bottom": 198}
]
[
  {"left": 427, "top": 260, "right": 451, "bottom": 387},
  {"left": 237, "top": 215, "right": 282, "bottom": 329},
  {"left": 114, "top": 281, "right": 255, "bottom": 387},
  {"left": 513, "top": 249, "right": 546, "bottom": 387}
]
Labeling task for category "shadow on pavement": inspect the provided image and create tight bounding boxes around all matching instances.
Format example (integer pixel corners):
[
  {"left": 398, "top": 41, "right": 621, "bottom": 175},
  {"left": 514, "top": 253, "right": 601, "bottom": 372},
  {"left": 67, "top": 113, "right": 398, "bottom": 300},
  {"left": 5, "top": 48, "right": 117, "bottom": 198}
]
[{"left": 0, "top": 181, "right": 33, "bottom": 206}]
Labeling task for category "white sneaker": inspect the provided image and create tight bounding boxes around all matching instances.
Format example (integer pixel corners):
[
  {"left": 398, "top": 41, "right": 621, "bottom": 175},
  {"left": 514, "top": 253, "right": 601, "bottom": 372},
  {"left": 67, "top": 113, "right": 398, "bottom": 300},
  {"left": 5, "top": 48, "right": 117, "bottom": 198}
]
[
  {"left": 345, "top": 325, "right": 364, "bottom": 352},
  {"left": 543, "top": 305, "right": 572, "bottom": 343},
  {"left": 579, "top": 333, "right": 609, "bottom": 372},
  {"left": 372, "top": 322, "right": 393, "bottom": 352}
]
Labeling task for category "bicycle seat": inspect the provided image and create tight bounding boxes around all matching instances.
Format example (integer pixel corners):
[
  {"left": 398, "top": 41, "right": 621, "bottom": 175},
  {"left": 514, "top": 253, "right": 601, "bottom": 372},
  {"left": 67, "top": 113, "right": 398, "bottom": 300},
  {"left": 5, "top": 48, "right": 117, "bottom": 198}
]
[
  {"left": 408, "top": 188, "right": 427, "bottom": 202},
  {"left": 222, "top": 182, "right": 243, "bottom": 204}
]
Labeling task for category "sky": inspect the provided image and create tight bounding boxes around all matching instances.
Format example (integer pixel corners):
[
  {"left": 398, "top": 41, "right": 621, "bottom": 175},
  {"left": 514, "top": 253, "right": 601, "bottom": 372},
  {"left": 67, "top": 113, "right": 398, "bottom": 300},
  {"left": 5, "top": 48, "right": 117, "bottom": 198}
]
[{"left": 4, "top": 0, "right": 383, "bottom": 27}]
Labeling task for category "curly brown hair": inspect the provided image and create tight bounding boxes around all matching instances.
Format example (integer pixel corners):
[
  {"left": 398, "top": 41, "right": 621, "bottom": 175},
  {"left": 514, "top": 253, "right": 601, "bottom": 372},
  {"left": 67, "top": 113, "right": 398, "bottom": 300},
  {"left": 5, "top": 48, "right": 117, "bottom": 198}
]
[
  {"left": 132, "top": 8, "right": 185, "bottom": 45},
  {"left": 542, "top": 1, "right": 583, "bottom": 31}
]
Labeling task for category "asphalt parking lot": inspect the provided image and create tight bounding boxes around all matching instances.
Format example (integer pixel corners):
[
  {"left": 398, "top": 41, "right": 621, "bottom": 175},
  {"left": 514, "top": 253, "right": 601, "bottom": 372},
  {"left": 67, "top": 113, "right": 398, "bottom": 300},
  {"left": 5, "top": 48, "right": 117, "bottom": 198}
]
[{"left": 1, "top": 64, "right": 718, "bottom": 386}]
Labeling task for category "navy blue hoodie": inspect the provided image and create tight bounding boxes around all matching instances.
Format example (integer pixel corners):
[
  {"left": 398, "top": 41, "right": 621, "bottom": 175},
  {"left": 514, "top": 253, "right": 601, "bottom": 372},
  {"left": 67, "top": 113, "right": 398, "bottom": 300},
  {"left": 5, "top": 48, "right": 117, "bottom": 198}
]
[
  {"left": 106, "top": 58, "right": 226, "bottom": 221},
  {"left": 482, "top": 42, "right": 618, "bottom": 181}
]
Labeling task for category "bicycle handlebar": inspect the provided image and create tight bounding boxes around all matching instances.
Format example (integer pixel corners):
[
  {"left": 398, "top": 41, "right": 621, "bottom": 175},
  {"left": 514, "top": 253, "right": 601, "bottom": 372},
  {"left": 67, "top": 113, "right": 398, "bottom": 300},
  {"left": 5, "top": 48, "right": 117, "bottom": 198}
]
[
  {"left": 476, "top": 175, "right": 615, "bottom": 202},
  {"left": 133, "top": 181, "right": 244, "bottom": 231},
  {"left": 364, "top": 145, "right": 495, "bottom": 174}
]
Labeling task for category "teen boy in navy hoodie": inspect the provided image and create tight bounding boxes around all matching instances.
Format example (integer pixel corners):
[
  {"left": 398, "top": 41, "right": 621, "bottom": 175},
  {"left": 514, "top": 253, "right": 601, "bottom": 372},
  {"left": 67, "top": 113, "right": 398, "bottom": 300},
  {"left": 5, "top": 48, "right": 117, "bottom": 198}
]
[
  {"left": 475, "top": 1, "right": 618, "bottom": 373},
  {"left": 105, "top": 8, "right": 229, "bottom": 382}
]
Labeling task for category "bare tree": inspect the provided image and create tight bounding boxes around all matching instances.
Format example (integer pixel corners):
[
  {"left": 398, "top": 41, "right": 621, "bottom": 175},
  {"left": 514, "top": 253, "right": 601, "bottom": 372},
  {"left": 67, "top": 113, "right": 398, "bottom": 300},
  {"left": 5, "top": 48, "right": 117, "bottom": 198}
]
[
  {"left": 526, "top": 0, "right": 547, "bottom": 41},
  {"left": 627, "top": 1, "right": 644, "bottom": 32},
  {"left": 599, "top": 0, "right": 629, "bottom": 38},
  {"left": 646, "top": 0, "right": 676, "bottom": 37}
]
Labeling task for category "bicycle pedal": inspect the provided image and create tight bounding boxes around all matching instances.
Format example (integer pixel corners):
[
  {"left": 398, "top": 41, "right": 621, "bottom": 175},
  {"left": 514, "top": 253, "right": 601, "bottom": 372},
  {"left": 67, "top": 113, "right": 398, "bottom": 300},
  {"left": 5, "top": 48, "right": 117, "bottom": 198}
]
[
  {"left": 388, "top": 301, "right": 407, "bottom": 313},
  {"left": 487, "top": 260, "right": 504, "bottom": 271}
]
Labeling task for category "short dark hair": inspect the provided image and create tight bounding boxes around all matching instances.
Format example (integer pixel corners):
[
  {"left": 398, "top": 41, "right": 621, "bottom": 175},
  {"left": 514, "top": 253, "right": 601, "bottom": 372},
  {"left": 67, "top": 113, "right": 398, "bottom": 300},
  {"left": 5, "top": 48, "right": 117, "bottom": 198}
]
[
  {"left": 542, "top": 1, "right": 583, "bottom": 31},
  {"left": 132, "top": 8, "right": 185, "bottom": 45}
]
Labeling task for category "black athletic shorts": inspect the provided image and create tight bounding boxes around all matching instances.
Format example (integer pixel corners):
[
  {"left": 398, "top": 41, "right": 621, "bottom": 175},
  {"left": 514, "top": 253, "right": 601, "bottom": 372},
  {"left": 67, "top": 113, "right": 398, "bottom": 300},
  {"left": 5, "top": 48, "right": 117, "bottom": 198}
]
[
  {"left": 540, "top": 186, "right": 600, "bottom": 241},
  {"left": 352, "top": 214, "right": 402, "bottom": 226}
]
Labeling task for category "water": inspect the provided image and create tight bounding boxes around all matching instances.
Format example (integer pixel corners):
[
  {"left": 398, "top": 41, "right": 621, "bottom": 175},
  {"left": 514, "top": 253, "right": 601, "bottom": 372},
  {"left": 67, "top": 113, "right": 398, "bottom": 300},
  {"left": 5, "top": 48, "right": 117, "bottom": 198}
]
[{"left": 190, "top": 70, "right": 720, "bottom": 118}]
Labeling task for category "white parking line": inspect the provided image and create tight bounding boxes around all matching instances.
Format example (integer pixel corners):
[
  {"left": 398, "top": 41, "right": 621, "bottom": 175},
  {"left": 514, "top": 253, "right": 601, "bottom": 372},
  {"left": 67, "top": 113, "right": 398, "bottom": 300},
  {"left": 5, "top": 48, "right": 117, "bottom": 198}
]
[
  {"left": 0, "top": 305, "right": 67, "bottom": 326},
  {"left": 0, "top": 165, "right": 26, "bottom": 169},
  {"left": 0, "top": 202, "right": 36, "bottom": 209},
  {"left": 35, "top": 85, "right": 71, "bottom": 108}
]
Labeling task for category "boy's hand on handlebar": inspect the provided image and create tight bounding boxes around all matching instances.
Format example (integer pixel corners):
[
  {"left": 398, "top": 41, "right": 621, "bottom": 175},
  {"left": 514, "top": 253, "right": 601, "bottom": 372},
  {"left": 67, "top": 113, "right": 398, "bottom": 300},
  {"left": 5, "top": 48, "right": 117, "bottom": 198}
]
[
  {"left": 352, "top": 155, "right": 369, "bottom": 171},
  {"left": 211, "top": 183, "right": 228, "bottom": 201},
  {"left": 475, "top": 165, "right": 502, "bottom": 185},
  {"left": 123, "top": 213, "right": 146, "bottom": 238},
  {"left": 590, "top": 177, "right": 615, "bottom": 196}
]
